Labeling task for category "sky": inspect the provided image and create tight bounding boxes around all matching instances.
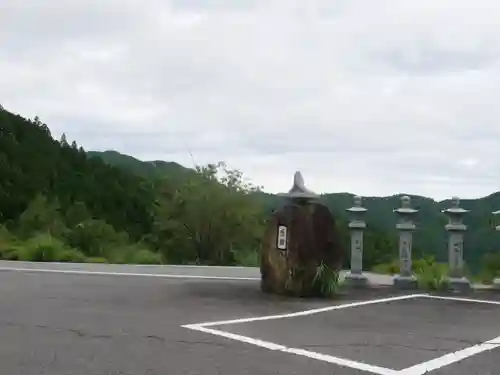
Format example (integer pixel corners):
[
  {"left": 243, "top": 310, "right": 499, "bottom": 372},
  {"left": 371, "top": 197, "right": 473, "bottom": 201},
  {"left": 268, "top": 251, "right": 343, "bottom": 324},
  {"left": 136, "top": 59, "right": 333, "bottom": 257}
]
[{"left": 2, "top": 0, "right": 500, "bottom": 201}]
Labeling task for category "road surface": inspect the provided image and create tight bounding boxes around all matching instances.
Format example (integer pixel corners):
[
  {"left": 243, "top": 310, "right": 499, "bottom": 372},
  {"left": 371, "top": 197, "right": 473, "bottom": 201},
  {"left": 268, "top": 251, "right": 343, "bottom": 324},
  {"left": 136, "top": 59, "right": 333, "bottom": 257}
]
[
  {"left": 0, "top": 260, "right": 396, "bottom": 284},
  {"left": 0, "top": 261, "right": 499, "bottom": 374}
]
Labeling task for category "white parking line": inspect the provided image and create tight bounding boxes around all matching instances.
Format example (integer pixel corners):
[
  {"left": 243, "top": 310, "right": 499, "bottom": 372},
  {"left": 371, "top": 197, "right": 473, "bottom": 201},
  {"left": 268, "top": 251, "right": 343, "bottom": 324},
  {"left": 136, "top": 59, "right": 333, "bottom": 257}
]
[
  {"left": 185, "top": 294, "right": 428, "bottom": 327},
  {"left": 189, "top": 325, "right": 400, "bottom": 375},
  {"left": 399, "top": 335, "right": 500, "bottom": 375},
  {"left": 421, "top": 294, "right": 500, "bottom": 305},
  {"left": 397, "top": 294, "right": 500, "bottom": 374},
  {"left": 184, "top": 294, "right": 500, "bottom": 374},
  {"left": 0, "top": 267, "right": 260, "bottom": 280},
  {"left": 183, "top": 294, "right": 426, "bottom": 375}
]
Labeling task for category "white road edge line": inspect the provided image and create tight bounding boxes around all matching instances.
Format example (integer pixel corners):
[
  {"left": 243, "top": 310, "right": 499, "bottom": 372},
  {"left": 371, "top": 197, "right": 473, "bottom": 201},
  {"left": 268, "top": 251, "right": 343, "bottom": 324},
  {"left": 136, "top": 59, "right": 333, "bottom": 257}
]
[
  {"left": 399, "top": 335, "right": 500, "bottom": 375},
  {"left": 183, "top": 294, "right": 428, "bottom": 327},
  {"left": 185, "top": 325, "right": 399, "bottom": 375},
  {"left": 421, "top": 294, "right": 500, "bottom": 305},
  {"left": 0, "top": 260, "right": 257, "bottom": 269},
  {"left": 0, "top": 267, "right": 260, "bottom": 280}
]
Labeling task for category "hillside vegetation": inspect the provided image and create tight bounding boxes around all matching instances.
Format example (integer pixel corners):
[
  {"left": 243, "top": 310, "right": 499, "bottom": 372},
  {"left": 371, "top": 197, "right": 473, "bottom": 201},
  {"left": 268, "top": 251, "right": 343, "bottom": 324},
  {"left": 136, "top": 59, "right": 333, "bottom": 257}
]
[
  {"left": 90, "top": 150, "right": 500, "bottom": 273},
  {"left": 1, "top": 106, "right": 500, "bottom": 281}
]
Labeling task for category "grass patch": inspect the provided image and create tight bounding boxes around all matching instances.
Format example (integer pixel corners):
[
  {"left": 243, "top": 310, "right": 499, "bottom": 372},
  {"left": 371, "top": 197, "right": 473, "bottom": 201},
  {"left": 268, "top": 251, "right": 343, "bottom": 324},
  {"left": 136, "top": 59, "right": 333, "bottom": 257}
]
[
  {"left": 14, "top": 234, "right": 86, "bottom": 262},
  {"left": 414, "top": 256, "right": 449, "bottom": 291},
  {"left": 312, "top": 261, "right": 341, "bottom": 297},
  {"left": 371, "top": 259, "right": 400, "bottom": 275},
  {"left": 103, "top": 245, "right": 164, "bottom": 264},
  {"left": 231, "top": 249, "right": 260, "bottom": 267},
  {"left": 85, "top": 257, "right": 109, "bottom": 264}
]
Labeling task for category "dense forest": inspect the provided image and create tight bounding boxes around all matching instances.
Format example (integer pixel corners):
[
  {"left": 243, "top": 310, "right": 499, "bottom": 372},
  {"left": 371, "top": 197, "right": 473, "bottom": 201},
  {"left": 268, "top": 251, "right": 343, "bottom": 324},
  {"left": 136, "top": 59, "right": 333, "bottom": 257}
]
[{"left": 1, "top": 106, "right": 500, "bottom": 281}]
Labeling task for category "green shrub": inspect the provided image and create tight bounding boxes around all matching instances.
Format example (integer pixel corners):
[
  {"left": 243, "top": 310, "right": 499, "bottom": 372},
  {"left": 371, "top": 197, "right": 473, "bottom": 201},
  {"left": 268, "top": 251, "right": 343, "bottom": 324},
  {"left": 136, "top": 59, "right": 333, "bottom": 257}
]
[
  {"left": 480, "top": 253, "right": 500, "bottom": 284},
  {"left": 85, "top": 257, "right": 109, "bottom": 264},
  {"left": 17, "top": 234, "right": 65, "bottom": 261},
  {"left": 312, "top": 262, "right": 341, "bottom": 297},
  {"left": 65, "top": 219, "right": 128, "bottom": 257},
  {"left": 58, "top": 249, "right": 86, "bottom": 263},
  {"left": 0, "top": 226, "right": 16, "bottom": 259},
  {"left": 414, "top": 256, "right": 449, "bottom": 291},
  {"left": 16, "top": 234, "right": 85, "bottom": 262},
  {"left": 132, "top": 249, "right": 163, "bottom": 264},
  {"left": 0, "top": 244, "right": 22, "bottom": 260},
  {"left": 371, "top": 259, "right": 400, "bottom": 275},
  {"left": 231, "top": 249, "right": 260, "bottom": 267},
  {"left": 102, "top": 244, "right": 163, "bottom": 264}
]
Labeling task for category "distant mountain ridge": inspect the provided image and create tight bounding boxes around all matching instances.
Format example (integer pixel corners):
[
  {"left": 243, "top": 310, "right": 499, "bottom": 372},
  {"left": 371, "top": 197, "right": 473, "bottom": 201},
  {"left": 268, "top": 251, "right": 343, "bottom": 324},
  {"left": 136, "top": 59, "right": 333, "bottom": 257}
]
[
  {"left": 87, "top": 150, "right": 196, "bottom": 181},
  {"left": 88, "top": 150, "right": 500, "bottom": 270}
]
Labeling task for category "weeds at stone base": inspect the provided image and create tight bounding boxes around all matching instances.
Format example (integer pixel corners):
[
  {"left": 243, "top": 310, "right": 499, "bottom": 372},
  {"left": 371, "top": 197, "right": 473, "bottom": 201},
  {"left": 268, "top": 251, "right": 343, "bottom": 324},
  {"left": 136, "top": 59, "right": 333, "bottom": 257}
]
[
  {"left": 312, "top": 261, "right": 342, "bottom": 297},
  {"left": 412, "top": 256, "right": 449, "bottom": 291}
]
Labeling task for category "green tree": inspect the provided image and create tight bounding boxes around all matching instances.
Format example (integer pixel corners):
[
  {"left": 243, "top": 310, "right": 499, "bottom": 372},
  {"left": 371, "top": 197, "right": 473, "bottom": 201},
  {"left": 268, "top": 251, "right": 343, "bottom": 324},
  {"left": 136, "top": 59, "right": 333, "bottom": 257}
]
[
  {"left": 152, "top": 162, "right": 266, "bottom": 265},
  {"left": 18, "top": 194, "right": 67, "bottom": 238}
]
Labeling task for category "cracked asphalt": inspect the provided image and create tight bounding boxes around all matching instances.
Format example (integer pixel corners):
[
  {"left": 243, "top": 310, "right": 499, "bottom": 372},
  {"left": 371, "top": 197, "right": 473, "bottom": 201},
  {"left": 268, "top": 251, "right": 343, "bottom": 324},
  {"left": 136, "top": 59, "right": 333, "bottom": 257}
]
[{"left": 0, "top": 262, "right": 499, "bottom": 374}]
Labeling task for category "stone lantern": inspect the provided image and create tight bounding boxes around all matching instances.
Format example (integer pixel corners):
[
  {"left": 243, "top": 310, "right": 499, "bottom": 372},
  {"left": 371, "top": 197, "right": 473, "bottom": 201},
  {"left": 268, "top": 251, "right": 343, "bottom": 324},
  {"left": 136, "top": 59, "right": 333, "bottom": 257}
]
[
  {"left": 491, "top": 210, "right": 500, "bottom": 289},
  {"left": 393, "top": 196, "right": 418, "bottom": 289},
  {"left": 492, "top": 210, "right": 500, "bottom": 231},
  {"left": 442, "top": 197, "right": 470, "bottom": 291},
  {"left": 345, "top": 195, "right": 368, "bottom": 287}
]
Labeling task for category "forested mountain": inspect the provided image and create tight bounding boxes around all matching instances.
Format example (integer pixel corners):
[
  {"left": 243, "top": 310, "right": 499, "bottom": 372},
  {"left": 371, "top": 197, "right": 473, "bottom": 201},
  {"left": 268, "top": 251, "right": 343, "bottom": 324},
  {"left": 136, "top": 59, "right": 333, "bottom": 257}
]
[
  {"left": 0, "top": 110, "right": 156, "bottom": 239},
  {"left": 1, "top": 105, "right": 499, "bottom": 280},
  {"left": 87, "top": 150, "right": 197, "bottom": 182},
  {"left": 0, "top": 107, "right": 267, "bottom": 266}
]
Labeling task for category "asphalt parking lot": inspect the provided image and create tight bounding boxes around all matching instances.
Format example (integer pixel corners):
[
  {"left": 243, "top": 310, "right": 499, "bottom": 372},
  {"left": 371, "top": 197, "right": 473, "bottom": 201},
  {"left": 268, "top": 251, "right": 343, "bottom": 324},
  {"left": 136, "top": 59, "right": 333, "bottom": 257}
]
[{"left": 0, "top": 262, "right": 499, "bottom": 375}]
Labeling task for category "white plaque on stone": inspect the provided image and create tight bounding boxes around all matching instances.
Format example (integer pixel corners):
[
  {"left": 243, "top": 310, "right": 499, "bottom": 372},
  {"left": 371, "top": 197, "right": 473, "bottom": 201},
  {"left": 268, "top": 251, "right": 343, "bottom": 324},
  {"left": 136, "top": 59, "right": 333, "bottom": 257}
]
[{"left": 277, "top": 225, "right": 288, "bottom": 250}]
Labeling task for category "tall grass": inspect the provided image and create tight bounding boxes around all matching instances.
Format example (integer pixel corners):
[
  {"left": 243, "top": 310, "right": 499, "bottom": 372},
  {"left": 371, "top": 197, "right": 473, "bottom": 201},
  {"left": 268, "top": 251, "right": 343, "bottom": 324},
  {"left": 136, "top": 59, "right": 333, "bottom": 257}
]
[
  {"left": 413, "top": 256, "right": 449, "bottom": 291},
  {"left": 312, "top": 261, "right": 341, "bottom": 297},
  {"left": 3, "top": 233, "right": 86, "bottom": 262}
]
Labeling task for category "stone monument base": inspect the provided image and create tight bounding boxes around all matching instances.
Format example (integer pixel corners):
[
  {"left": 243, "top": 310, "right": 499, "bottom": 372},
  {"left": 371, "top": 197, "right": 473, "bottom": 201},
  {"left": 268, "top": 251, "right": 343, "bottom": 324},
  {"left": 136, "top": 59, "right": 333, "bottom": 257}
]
[
  {"left": 393, "top": 275, "right": 418, "bottom": 290},
  {"left": 344, "top": 273, "right": 369, "bottom": 288},
  {"left": 447, "top": 277, "right": 471, "bottom": 292}
]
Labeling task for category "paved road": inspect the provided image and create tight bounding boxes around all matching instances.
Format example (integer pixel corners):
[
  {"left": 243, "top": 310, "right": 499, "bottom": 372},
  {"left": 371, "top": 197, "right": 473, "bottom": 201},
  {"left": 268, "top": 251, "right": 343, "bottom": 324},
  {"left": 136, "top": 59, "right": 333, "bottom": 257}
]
[
  {"left": 0, "top": 260, "right": 396, "bottom": 284},
  {"left": 0, "top": 261, "right": 499, "bottom": 374}
]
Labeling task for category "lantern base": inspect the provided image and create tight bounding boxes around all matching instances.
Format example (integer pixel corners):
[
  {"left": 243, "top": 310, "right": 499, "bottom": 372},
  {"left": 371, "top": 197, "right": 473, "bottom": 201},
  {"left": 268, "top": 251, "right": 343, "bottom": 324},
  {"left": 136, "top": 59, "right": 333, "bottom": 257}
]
[
  {"left": 393, "top": 275, "right": 418, "bottom": 290},
  {"left": 344, "top": 272, "right": 369, "bottom": 288},
  {"left": 447, "top": 276, "right": 471, "bottom": 292}
]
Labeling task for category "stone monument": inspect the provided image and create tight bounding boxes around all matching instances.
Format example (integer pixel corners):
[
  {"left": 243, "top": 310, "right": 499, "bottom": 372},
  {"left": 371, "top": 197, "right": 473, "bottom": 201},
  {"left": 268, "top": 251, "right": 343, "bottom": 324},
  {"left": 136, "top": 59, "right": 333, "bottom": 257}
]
[
  {"left": 260, "top": 171, "right": 344, "bottom": 297},
  {"left": 345, "top": 195, "right": 368, "bottom": 287},
  {"left": 393, "top": 196, "right": 418, "bottom": 289},
  {"left": 442, "top": 197, "right": 471, "bottom": 291}
]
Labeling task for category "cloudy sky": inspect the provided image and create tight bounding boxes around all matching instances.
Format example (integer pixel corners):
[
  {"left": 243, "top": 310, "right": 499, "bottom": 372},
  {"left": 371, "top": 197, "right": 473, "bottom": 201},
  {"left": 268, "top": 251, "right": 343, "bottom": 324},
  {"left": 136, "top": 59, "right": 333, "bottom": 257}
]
[{"left": 2, "top": 0, "right": 500, "bottom": 200}]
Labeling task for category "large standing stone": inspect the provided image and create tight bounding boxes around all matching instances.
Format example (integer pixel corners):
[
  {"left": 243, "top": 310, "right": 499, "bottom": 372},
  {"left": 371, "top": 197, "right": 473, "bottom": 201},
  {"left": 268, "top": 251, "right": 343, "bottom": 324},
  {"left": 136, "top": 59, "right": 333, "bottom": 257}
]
[{"left": 260, "top": 172, "right": 344, "bottom": 297}]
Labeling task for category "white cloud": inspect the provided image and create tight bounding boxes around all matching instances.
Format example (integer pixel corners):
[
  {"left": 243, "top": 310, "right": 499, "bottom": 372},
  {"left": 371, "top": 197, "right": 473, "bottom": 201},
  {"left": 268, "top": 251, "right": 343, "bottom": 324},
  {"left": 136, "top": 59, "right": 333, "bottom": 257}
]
[{"left": 2, "top": 0, "right": 500, "bottom": 201}]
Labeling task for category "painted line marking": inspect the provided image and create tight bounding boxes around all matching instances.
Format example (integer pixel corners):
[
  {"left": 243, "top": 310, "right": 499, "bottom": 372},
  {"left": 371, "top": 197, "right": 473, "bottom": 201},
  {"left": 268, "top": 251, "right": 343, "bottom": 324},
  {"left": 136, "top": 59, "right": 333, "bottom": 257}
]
[
  {"left": 183, "top": 294, "right": 426, "bottom": 374},
  {"left": 396, "top": 294, "right": 500, "bottom": 374},
  {"left": 184, "top": 294, "right": 428, "bottom": 328},
  {"left": 0, "top": 260, "right": 259, "bottom": 270},
  {"left": 399, "top": 335, "right": 500, "bottom": 375},
  {"left": 184, "top": 294, "right": 500, "bottom": 374},
  {"left": 421, "top": 294, "right": 500, "bottom": 305},
  {"left": 0, "top": 267, "right": 260, "bottom": 281},
  {"left": 185, "top": 325, "right": 399, "bottom": 375}
]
